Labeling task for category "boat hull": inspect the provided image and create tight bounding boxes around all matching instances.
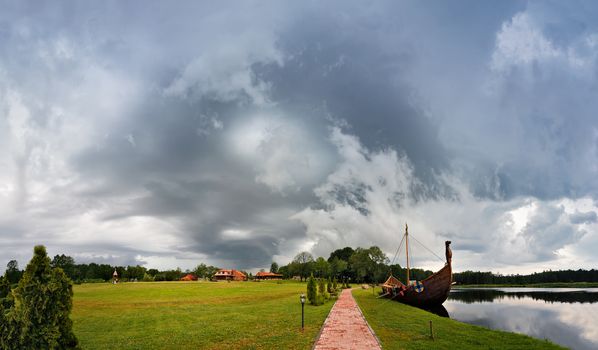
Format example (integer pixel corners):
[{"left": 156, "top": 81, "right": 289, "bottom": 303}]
[{"left": 382, "top": 263, "right": 452, "bottom": 306}]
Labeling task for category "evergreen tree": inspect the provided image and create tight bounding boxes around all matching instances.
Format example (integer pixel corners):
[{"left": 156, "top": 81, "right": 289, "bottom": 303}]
[
  {"left": 318, "top": 278, "right": 329, "bottom": 301},
  {"left": 10, "top": 245, "right": 79, "bottom": 349},
  {"left": 306, "top": 274, "right": 317, "bottom": 305}
]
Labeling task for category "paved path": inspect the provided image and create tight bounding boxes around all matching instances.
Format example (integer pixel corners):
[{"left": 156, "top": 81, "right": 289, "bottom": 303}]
[{"left": 313, "top": 289, "right": 382, "bottom": 350}]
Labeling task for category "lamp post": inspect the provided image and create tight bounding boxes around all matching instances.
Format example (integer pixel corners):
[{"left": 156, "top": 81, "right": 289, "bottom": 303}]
[{"left": 300, "top": 294, "right": 306, "bottom": 331}]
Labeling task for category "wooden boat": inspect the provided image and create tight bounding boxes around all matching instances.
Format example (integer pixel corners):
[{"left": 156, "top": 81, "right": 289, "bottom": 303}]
[{"left": 381, "top": 224, "right": 452, "bottom": 306}]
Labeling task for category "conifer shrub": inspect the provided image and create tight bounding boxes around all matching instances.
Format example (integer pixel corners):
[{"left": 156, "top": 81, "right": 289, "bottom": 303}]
[
  {"left": 307, "top": 274, "right": 317, "bottom": 305},
  {"left": 2, "top": 245, "right": 79, "bottom": 349},
  {"left": 318, "top": 278, "right": 330, "bottom": 300}
]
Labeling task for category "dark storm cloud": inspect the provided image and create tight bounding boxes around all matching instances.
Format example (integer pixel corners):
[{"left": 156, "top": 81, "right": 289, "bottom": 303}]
[
  {"left": 2, "top": 1, "right": 598, "bottom": 272},
  {"left": 53, "top": 1, "right": 462, "bottom": 267},
  {"left": 258, "top": 9, "right": 450, "bottom": 179}
]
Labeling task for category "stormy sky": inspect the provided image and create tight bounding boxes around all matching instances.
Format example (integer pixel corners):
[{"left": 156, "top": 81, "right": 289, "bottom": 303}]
[{"left": 2, "top": 1, "right": 598, "bottom": 274}]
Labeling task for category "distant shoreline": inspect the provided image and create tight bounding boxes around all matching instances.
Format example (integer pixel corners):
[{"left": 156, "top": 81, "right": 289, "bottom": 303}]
[{"left": 453, "top": 282, "right": 598, "bottom": 288}]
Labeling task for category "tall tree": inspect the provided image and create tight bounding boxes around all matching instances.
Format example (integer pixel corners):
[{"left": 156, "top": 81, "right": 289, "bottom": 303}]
[
  {"left": 313, "top": 257, "right": 330, "bottom": 278},
  {"left": 293, "top": 252, "right": 315, "bottom": 281},
  {"left": 194, "top": 263, "right": 208, "bottom": 278},
  {"left": 51, "top": 254, "right": 76, "bottom": 280},
  {"left": 5, "top": 260, "right": 22, "bottom": 284},
  {"left": 349, "top": 246, "right": 388, "bottom": 283},
  {"left": 270, "top": 262, "right": 279, "bottom": 274},
  {"left": 368, "top": 246, "right": 389, "bottom": 284},
  {"left": 328, "top": 247, "right": 355, "bottom": 262},
  {"left": 330, "top": 257, "right": 348, "bottom": 278}
]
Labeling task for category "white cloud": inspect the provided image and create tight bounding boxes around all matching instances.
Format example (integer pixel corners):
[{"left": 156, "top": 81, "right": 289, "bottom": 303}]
[
  {"left": 228, "top": 114, "right": 335, "bottom": 194},
  {"left": 492, "top": 11, "right": 598, "bottom": 74},
  {"left": 491, "top": 12, "right": 560, "bottom": 71},
  {"left": 164, "top": 34, "right": 283, "bottom": 105},
  {"left": 293, "top": 128, "right": 598, "bottom": 273}
]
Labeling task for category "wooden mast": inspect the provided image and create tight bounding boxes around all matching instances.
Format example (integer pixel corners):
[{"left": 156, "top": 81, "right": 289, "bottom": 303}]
[{"left": 405, "top": 223, "right": 410, "bottom": 285}]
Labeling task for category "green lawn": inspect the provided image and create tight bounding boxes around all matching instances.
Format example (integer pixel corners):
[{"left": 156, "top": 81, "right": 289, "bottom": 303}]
[
  {"left": 72, "top": 281, "right": 333, "bottom": 349},
  {"left": 353, "top": 289, "right": 566, "bottom": 350}
]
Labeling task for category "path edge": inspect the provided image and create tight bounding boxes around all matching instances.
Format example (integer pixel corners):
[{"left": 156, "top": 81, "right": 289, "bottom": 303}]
[
  {"left": 310, "top": 295, "right": 340, "bottom": 350},
  {"left": 351, "top": 288, "right": 383, "bottom": 349}
]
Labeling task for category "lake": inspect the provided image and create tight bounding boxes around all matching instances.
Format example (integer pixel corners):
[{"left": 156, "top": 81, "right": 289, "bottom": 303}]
[{"left": 444, "top": 288, "right": 598, "bottom": 350}]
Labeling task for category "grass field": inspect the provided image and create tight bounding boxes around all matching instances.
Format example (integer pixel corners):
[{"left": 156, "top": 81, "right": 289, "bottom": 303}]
[
  {"left": 72, "top": 281, "right": 333, "bottom": 349},
  {"left": 353, "top": 288, "right": 566, "bottom": 350}
]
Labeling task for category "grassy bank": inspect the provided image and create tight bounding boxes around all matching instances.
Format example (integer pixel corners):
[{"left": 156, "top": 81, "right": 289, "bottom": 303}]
[
  {"left": 353, "top": 289, "right": 566, "bottom": 350},
  {"left": 454, "top": 282, "right": 598, "bottom": 288},
  {"left": 72, "top": 281, "right": 333, "bottom": 349}
]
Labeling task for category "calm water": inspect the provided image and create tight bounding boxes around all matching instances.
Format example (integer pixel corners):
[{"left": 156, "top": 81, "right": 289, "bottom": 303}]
[{"left": 444, "top": 288, "right": 598, "bottom": 350}]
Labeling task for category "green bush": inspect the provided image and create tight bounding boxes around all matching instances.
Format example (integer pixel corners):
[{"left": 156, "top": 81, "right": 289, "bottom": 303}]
[
  {"left": 307, "top": 274, "right": 317, "bottom": 305},
  {"left": 318, "top": 278, "right": 326, "bottom": 295},
  {"left": 315, "top": 278, "right": 331, "bottom": 301},
  {"left": 1, "top": 245, "right": 79, "bottom": 349}
]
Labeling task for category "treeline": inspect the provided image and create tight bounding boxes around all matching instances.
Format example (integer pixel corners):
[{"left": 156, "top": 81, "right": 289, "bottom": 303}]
[
  {"left": 454, "top": 269, "right": 598, "bottom": 285},
  {"left": 4, "top": 246, "right": 435, "bottom": 285},
  {"left": 2, "top": 255, "right": 222, "bottom": 285},
  {"left": 274, "top": 246, "right": 433, "bottom": 284}
]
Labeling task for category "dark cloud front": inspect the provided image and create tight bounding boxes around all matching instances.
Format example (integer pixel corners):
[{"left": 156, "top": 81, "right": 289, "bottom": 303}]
[
  {"left": 70, "top": 100, "right": 320, "bottom": 267},
  {"left": 2, "top": 1, "right": 598, "bottom": 271},
  {"left": 53, "top": 2, "right": 463, "bottom": 268},
  {"left": 260, "top": 9, "right": 450, "bottom": 176}
]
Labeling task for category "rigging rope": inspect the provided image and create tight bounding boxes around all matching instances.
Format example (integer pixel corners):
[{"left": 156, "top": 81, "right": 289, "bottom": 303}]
[
  {"left": 410, "top": 234, "right": 445, "bottom": 263},
  {"left": 389, "top": 233, "right": 406, "bottom": 267},
  {"left": 387, "top": 229, "right": 444, "bottom": 278}
]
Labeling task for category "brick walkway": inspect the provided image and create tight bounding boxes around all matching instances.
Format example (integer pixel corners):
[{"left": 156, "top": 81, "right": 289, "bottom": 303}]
[{"left": 313, "top": 289, "right": 382, "bottom": 350}]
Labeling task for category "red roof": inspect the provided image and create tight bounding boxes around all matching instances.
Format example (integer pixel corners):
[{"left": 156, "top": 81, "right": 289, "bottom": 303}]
[
  {"left": 180, "top": 274, "right": 198, "bottom": 281},
  {"left": 215, "top": 269, "right": 247, "bottom": 278},
  {"left": 255, "top": 271, "right": 283, "bottom": 277}
]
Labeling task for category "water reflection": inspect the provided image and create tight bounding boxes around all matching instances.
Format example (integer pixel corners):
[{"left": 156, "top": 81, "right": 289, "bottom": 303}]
[
  {"left": 449, "top": 288, "right": 598, "bottom": 304},
  {"left": 419, "top": 304, "right": 450, "bottom": 318},
  {"left": 445, "top": 288, "right": 598, "bottom": 350}
]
